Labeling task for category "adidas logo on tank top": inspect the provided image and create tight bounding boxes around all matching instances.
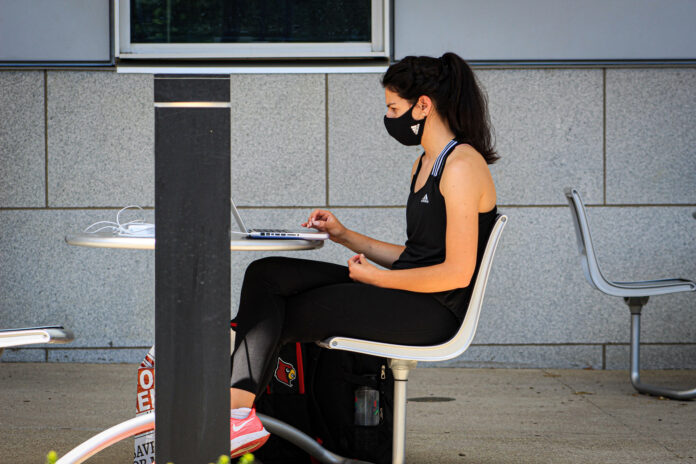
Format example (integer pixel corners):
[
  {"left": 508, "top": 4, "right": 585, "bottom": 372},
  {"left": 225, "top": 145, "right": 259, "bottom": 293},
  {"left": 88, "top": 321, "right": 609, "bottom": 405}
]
[{"left": 421, "top": 193, "right": 429, "bottom": 204}]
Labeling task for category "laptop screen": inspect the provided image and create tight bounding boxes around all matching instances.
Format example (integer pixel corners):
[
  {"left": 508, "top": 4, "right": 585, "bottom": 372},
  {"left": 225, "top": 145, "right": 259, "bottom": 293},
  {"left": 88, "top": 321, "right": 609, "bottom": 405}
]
[{"left": 230, "top": 199, "right": 249, "bottom": 233}]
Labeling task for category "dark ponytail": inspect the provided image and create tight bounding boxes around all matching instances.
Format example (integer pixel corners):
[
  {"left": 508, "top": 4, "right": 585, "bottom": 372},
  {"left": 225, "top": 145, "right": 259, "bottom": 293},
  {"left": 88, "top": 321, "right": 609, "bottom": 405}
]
[{"left": 381, "top": 52, "right": 499, "bottom": 164}]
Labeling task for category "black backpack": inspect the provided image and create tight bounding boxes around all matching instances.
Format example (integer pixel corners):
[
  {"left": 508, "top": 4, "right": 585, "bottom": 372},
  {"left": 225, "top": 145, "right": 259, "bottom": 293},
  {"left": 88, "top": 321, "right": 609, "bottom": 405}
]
[
  {"left": 254, "top": 342, "right": 394, "bottom": 464},
  {"left": 253, "top": 342, "right": 315, "bottom": 464}
]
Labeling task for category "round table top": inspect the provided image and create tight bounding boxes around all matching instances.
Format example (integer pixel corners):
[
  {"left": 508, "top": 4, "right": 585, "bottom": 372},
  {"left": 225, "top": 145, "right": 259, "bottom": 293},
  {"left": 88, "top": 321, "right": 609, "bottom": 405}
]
[{"left": 65, "top": 231, "right": 324, "bottom": 251}]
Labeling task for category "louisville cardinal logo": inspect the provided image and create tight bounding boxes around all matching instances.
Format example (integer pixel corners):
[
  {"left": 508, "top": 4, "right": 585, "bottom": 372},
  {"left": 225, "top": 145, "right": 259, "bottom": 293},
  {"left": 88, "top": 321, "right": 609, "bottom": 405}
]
[{"left": 274, "top": 357, "right": 297, "bottom": 387}]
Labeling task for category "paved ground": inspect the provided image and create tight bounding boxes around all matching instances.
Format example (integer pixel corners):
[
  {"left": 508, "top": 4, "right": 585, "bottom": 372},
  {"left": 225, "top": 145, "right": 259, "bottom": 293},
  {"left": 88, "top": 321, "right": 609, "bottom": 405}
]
[{"left": 0, "top": 363, "right": 694, "bottom": 463}]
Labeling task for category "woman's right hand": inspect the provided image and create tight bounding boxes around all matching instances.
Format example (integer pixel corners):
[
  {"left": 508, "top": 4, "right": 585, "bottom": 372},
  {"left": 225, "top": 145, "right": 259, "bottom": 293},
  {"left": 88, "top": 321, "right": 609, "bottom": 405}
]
[{"left": 301, "top": 209, "right": 347, "bottom": 243}]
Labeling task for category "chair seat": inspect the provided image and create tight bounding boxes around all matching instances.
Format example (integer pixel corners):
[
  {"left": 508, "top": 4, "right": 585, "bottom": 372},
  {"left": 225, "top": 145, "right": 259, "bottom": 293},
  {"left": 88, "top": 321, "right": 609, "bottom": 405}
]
[
  {"left": 611, "top": 278, "right": 695, "bottom": 292},
  {"left": 318, "top": 338, "right": 441, "bottom": 362},
  {"left": 596, "top": 277, "right": 696, "bottom": 298},
  {"left": 317, "top": 326, "right": 477, "bottom": 363}
]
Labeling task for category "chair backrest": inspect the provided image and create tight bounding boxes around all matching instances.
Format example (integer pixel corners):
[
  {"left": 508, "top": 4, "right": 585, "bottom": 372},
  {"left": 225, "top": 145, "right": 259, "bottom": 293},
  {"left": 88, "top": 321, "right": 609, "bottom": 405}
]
[
  {"left": 563, "top": 187, "right": 616, "bottom": 294},
  {"left": 432, "top": 213, "right": 508, "bottom": 360},
  {"left": 319, "top": 214, "right": 508, "bottom": 362}
]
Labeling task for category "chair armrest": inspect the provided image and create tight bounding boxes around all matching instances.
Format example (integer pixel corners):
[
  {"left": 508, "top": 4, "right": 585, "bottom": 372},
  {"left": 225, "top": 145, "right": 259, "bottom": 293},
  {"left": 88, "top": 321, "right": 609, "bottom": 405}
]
[
  {"left": 0, "top": 327, "right": 74, "bottom": 349},
  {"left": 44, "top": 328, "right": 75, "bottom": 344}
]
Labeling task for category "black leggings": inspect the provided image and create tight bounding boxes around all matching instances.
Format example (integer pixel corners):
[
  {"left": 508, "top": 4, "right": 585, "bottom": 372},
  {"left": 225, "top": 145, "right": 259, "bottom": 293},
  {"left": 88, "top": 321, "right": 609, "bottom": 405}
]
[{"left": 230, "top": 256, "right": 459, "bottom": 397}]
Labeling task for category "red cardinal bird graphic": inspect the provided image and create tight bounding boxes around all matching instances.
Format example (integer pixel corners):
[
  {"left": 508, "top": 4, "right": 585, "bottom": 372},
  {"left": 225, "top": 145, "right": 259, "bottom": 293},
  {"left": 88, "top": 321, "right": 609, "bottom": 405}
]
[{"left": 274, "top": 357, "right": 297, "bottom": 387}]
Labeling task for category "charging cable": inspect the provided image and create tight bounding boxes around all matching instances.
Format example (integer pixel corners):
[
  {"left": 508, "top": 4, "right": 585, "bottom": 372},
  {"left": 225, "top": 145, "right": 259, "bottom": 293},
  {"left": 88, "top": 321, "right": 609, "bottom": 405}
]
[{"left": 84, "top": 206, "right": 155, "bottom": 237}]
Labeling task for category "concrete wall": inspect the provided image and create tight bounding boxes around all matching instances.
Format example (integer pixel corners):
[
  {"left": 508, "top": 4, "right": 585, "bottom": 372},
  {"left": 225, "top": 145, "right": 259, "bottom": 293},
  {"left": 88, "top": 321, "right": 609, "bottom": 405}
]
[
  {"left": 394, "top": 0, "right": 696, "bottom": 61},
  {"left": 1, "top": 67, "right": 695, "bottom": 367},
  {"left": 0, "top": 0, "right": 111, "bottom": 62}
]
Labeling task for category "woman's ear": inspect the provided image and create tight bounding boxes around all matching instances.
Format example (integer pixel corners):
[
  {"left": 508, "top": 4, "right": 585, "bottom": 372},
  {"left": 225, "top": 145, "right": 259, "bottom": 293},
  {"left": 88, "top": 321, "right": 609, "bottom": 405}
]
[{"left": 416, "top": 95, "right": 433, "bottom": 118}]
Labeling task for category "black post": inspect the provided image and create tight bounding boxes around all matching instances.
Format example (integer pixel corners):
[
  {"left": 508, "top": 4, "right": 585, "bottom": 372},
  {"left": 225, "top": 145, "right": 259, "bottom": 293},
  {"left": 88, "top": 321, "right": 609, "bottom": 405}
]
[{"left": 154, "top": 76, "right": 231, "bottom": 463}]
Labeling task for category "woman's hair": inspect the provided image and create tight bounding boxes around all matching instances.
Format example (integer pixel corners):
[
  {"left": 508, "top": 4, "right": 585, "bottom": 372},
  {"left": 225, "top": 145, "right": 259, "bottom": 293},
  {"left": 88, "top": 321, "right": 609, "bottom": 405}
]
[{"left": 381, "top": 52, "right": 499, "bottom": 164}]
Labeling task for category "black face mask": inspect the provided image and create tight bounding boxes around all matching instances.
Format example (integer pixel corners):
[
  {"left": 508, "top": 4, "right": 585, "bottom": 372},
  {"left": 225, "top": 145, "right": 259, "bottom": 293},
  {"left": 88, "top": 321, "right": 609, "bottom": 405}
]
[{"left": 383, "top": 103, "right": 426, "bottom": 146}]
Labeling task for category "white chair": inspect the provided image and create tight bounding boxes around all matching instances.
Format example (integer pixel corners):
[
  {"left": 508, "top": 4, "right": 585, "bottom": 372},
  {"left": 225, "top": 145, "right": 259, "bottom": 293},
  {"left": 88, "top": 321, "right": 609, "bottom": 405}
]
[
  {"left": 317, "top": 214, "right": 508, "bottom": 464},
  {"left": 0, "top": 326, "right": 74, "bottom": 357},
  {"left": 564, "top": 187, "right": 696, "bottom": 400}
]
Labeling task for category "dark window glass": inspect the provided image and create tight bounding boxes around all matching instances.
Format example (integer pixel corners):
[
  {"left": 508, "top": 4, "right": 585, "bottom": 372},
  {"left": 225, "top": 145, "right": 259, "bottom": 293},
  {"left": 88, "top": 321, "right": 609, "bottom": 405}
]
[{"left": 131, "top": 0, "right": 371, "bottom": 43}]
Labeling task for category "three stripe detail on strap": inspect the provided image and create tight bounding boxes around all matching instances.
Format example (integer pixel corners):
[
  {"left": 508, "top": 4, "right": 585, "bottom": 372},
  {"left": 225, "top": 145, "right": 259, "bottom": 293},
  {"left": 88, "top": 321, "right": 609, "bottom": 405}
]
[{"left": 430, "top": 139, "right": 458, "bottom": 177}]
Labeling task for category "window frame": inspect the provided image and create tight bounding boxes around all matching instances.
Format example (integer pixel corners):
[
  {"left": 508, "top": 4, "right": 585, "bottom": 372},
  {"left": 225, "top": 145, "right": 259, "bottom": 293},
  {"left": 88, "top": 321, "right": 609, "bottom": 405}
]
[{"left": 116, "top": 0, "right": 389, "bottom": 59}]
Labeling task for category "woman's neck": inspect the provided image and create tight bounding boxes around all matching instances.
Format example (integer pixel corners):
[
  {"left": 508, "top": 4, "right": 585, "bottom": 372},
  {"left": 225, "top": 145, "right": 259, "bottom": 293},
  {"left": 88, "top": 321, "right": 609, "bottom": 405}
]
[{"left": 421, "top": 116, "right": 456, "bottom": 162}]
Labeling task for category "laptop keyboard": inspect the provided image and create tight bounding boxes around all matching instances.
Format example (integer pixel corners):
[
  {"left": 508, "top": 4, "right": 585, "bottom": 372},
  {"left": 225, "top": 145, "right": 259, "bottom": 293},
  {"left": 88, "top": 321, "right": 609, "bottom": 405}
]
[{"left": 251, "top": 228, "right": 299, "bottom": 237}]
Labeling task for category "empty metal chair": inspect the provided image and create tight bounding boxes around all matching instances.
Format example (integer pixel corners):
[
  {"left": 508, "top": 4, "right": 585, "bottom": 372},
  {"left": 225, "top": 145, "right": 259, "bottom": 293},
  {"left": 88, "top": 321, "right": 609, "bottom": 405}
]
[
  {"left": 0, "top": 326, "right": 74, "bottom": 357},
  {"left": 317, "top": 214, "right": 508, "bottom": 464},
  {"left": 564, "top": 187, "right": 696, "bottom": 400}
]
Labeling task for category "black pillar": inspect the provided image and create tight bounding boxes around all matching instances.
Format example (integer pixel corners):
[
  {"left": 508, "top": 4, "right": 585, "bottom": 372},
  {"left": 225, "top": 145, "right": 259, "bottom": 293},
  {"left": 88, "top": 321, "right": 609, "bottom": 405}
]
[{"left": 154, "top": 76, "right": 231, "bottom": 463}]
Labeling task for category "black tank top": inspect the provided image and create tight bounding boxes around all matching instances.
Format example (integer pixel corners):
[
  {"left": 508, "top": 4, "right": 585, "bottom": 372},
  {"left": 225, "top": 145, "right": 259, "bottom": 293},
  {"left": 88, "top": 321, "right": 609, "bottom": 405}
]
[{"left": 391, "top": 140, "right": 497, "bottom": 322}]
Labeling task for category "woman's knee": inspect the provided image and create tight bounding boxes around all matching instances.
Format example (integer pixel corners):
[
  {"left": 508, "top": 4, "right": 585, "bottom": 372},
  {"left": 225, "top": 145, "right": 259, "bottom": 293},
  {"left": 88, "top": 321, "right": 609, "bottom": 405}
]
[{"left": 244, "top": 256, "right": 290, "bottom": 282}]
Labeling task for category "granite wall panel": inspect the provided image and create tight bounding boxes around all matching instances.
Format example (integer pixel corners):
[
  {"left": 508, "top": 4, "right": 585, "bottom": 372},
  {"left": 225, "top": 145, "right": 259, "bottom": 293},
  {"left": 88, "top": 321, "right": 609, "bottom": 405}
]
[
  {"left": 229, "top": 74, "right": 325, "bottom": 207},
  {"left": 328, "top": 73, "right": 421, "bottom": 206},
  {"left": 0, "top": 71, "right": 45, "bottom": 207},
  {"left": 478, "top": 69, "right": 604, "bottom": 206},
  {"left": 47, "top": 72, "right": 153, "bottom": 206},
  {"left": 606, "top": 69, "right": 696, "bottom": 204}
]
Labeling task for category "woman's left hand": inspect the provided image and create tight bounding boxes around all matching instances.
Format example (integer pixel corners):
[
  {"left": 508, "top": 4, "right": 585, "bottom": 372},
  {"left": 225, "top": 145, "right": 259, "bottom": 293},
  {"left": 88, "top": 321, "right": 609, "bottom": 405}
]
[{"left": 347, "top": 253, "right": 380, "bottom": 285}]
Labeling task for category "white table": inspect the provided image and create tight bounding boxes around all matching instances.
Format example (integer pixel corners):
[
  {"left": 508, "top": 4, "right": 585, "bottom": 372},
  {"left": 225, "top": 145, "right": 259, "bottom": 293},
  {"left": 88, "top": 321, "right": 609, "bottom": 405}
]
[{"left": 65, "top": 231, "right": 324, "bottom": 252}]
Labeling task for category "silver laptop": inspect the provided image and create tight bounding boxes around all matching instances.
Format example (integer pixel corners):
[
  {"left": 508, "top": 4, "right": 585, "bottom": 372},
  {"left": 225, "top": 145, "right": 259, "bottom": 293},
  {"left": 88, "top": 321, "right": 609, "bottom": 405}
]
[{"left": 231, "top": 199, "right": 329, "bottom": 240}]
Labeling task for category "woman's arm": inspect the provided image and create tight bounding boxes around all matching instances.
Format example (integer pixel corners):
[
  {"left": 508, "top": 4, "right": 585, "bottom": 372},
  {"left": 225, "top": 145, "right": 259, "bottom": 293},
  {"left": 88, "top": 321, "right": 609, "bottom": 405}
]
[
  {"left": 302, "top": 209, "right": 405, "bottom": 269},
  {"left": 334, "top": 228, "right": 405, "bottom": 269},
  {"left": 350, "top": 257, "right": 470, "bottom": 292}
]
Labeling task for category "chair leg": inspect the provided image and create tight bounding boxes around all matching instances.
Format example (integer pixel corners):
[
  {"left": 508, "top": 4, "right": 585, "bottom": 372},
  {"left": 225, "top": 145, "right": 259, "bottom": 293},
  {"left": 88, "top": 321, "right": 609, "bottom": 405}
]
[
  {"left": 625, "top": 297, "right": 696, "bottom": 400},
  {"left": 389, "top": 359, "right": 418, "bottom": 464}
]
